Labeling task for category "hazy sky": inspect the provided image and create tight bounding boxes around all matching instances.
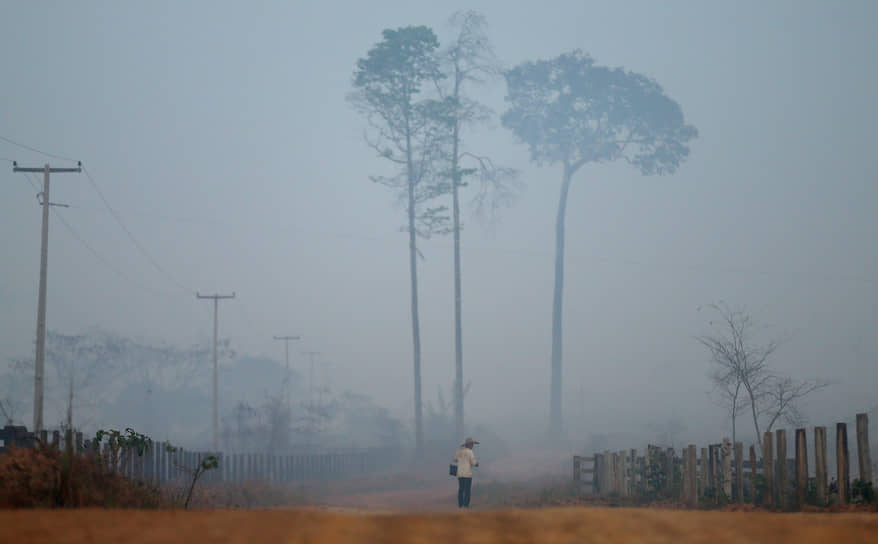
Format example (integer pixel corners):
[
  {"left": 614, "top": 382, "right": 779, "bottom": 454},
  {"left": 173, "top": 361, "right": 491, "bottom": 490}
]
[{"left": 2, "top": 1, "right": 876, "bottom": 444}]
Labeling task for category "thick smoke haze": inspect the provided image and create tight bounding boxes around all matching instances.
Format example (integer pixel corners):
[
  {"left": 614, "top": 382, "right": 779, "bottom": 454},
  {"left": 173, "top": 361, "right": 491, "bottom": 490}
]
[{"left": 1, "top": 1, "right": 876, "bottom": 451}]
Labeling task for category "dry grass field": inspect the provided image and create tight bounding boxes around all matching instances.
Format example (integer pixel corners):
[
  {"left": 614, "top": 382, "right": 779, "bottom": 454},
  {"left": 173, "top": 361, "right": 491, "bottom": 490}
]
[{"left": 2, "top": 507, "right": 877, "bottom": 544}]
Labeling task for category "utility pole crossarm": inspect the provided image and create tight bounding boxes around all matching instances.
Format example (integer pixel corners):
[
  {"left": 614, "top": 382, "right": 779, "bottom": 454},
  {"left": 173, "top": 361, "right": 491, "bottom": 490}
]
[
  {"left": 14, "top": 167, "right": 82, "bottom": 173},
  {"left": 197, "top": 293, "right": 236, "bottom": 300}
]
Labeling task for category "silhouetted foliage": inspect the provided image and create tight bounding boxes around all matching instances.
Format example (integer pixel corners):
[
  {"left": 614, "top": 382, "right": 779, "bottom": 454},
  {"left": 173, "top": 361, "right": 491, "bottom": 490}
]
[
  {"left": 350, "top": 26, "right": 450, "bottom": 457},
  {"left": 502, "top": 50, "right": 697, "bottom": 438}
]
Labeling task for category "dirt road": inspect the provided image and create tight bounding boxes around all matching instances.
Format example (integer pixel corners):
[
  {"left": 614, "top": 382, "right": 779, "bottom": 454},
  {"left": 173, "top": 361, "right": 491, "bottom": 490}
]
[{"left": 3, "top": 507, "right": 877, "bottom": 543}]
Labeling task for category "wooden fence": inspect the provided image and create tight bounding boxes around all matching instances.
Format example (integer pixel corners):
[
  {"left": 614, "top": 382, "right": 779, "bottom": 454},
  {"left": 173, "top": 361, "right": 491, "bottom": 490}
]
[
  {"left": 573, "top": 412, "right": 874, "bottom": 510},
  {"left": 0, "top": 426, "right": 394, "bottom": 485}
]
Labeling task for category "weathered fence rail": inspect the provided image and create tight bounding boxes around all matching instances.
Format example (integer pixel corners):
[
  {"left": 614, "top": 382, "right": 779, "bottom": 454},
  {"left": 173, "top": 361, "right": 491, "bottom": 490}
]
[
  {"left": 573, "top": 412, "right": 874, "bottom": 510},
  {"left": 0, "top": 425, "right": 393, "bottom": 484}
]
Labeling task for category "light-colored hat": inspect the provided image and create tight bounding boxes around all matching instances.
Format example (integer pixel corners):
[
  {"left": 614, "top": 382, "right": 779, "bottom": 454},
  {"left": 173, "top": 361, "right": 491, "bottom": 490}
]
[{"left": 461, "top": 437, "right": 480, "bottom": 447}]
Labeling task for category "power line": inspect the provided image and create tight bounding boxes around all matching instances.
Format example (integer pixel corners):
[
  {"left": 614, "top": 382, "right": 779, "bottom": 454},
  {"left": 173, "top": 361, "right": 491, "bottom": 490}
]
[
  {"left": 22, "top": 173, "right": 175, "bottom": 298},
  {"left": 46, "top": 196, "right": 878, "bottom": 289},
  {"left": 234, "top": 297, "right": 257, "bottom": 332},
  {"left": 0, "top": 135, "right": 78, "bottom": 163},
  {"left": 81, "top": 166, "right": 196, "bottom": 295},
  {"left": 1, "top": 134, "right": 196, "bottom": 295},
  {"left": 3, "top": 135, "right": 873, "bottom": 290}
]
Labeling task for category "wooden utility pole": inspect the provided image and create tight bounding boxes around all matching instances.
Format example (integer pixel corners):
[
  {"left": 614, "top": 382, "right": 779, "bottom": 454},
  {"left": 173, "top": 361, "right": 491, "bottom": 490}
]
[
  {"left": 197, "top": 292, "right": 235, "bottom": 452},
  {"left": 273, "top": 336, "right": 301, "bottom": 409},
  {"left": 12, "top": 162, "right": 81, "bottom": 433}
]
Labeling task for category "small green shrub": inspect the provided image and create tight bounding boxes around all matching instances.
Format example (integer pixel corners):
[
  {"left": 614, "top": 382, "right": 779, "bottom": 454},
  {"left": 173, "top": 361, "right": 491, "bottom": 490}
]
[{"left": 852, "top": 479, "right": 875, "bottom": 504}]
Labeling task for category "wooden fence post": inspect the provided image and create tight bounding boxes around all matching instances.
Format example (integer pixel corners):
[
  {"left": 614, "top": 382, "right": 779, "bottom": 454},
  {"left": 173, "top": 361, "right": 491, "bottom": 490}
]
[
  {"left": 837, "top": 422, "right": 850, "bottom": 506},
  {"left": 604, "top": 450, "right": 614, "bottom": 496},
  {"left": 795, "top": 428, "right": 807, "bottom": 511},
  {"left": 592, "top": 453, "right": 601, "bottom": 494},
  {"left": 162, "top": 442, "right": 169, "bottom": 484},
  {"left": 721, "top": 438, "right": 732, "bottom": 499},
  {"left": 700, "top": 447, "right": 708, "bottom": 498},
  {"left": 776, "top": 429, "right": 788, "bottom": 510},
  {"left": 573, "top": 456, "right": 581, "bottom": 484},
  {"left": 681, "top": 448, "right": 689, "bottom": 504},
  {"left": 646, "top": 446, "right": 658, "bottom": 495},
  {"left": 856, "top": 413, "right": 872, "bottom": 485},
  {"left": 763, "top": 432, "right": 774, "bottom": 508},
  {"left": 629, "top": 449, "right": 637, "bottom": 496},
  {"left": 749, "top": 445, "right": 757, "bottom": 503},
  {"left": 708, "top": 444, "right": 721, "bottom": 497},
  {"left": 814, "top": 426, "right": 827, "bottom": 506},
  {"left": 52, "top": 430, "right": 59, "bottom": 448},
  {"left": 143, "top": 442, "right": 152, "bottom": 483},
  {"left": 734, "top": 442, "right": 743, "bottom": 503},
  {"left": 613, "top": 452, "right": 622, "bottom": 495},
  {"left": 687, "top": 445, "right": 697, "bottom": 508},
  {"left": 157, "top": 443, "right": 164, "bottom": 482}
]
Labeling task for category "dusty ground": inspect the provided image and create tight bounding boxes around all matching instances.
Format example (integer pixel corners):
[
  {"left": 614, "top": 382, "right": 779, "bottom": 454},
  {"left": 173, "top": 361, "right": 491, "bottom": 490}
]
[
  {"left": 3, "top": 450, "right": 875, "bottom": 543},
  {"left": 3, "top": 507, "right": 877, "bottom": 543}
]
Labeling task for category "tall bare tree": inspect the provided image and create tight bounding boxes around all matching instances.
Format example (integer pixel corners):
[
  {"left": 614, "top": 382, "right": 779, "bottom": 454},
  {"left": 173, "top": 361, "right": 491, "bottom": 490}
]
[
  {"left": 697, "top": 303, "right": 828, "bottom": 451},
  {"left": 436, "top": 11, "right": 517, "bottom": 441},
  {"left": 502, "top": 51, "right": 697, "bottom": 438},
  {"left": 697, "top": 303, "right": 775, "bottom": 446},
  {"left": 350, "top": 27, "right": 449, "bottom": 457}
]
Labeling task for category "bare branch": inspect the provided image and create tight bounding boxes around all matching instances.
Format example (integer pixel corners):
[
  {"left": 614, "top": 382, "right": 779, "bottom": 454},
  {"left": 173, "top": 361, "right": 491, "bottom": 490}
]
[{"left": 762, "top": 375, "right": 830, "bottom": 432}]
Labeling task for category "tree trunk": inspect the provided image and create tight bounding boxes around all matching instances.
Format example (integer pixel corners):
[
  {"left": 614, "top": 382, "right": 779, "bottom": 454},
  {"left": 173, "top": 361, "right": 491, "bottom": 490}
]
[
  {"left": 406, "top": 132, "right": 423, "bottom": 458},
  {"left": 549, "top": 164, "right": 573, "bottom": 440},
  {"left": 731, "top": 407, "right": 736, "bottom": 446},
  {"left": 746, "top": 383, "right": 762, "bottom": 454},
  {"left": 731, "top": 380, "right": 741, "bottom": 445},
  {"left": 451, "top": 66, "right": 464, "bottom": 442}
]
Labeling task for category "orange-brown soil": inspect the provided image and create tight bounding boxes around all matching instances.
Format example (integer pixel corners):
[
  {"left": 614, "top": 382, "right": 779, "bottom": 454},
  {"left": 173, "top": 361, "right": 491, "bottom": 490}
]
[{"left": 2, "top": 507, "right": 876, "bottom": 543}]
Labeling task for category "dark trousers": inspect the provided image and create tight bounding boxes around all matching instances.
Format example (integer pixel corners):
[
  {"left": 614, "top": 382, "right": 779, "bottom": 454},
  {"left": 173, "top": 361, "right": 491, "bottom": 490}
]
[{"left": 457, "top": 477, "right": 472, "bottom": 508}]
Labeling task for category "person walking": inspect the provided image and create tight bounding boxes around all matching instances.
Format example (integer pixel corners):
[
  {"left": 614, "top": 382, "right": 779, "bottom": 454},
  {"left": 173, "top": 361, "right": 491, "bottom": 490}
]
[{"left": 454, "top": 437, "right": 479, "bottom": 508}]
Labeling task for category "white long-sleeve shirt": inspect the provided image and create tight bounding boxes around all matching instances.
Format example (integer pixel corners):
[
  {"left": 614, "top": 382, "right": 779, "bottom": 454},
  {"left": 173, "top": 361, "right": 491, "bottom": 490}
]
[{"left": 454, "top": 447, "right": 477, "bottom": 478}]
